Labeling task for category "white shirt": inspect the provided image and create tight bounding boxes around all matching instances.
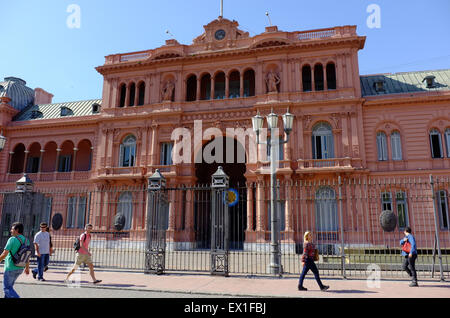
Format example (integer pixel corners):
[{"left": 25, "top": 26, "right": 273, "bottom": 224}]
[{"left": 34, "top": 231, "right": 50, "bottom": 255}]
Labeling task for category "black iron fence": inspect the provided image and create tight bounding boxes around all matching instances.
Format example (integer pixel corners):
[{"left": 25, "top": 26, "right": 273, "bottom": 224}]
[{"left": 1, "top": 173, "right": 449, "bottom": 280}]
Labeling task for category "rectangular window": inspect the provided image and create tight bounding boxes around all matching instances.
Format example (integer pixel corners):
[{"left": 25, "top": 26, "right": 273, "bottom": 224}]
[
  {"left": 58, "top": 155, "right": 72, "bottom": 172},
  {"left": 437, "top": 190, "right": 449, "bottom": 229},
  {"left": 377, "top": 133, "right": 388, "bottom": 161},
  {"left": 67, "top": 196, "right": 87, "bottom": 229},
  {"left": 391, "top": 132, "right": 403, "bottom": 161},
  {"left": 445, "top": 129, "right": 450, "bottom": 158},
  {"left": 396, "top": 192, "right": 409, "bottom": 229},
  {"left": 381, "top": 192, "right": 392, "bottom": 211},
  {"left": 26, "top": 157, "right": 40, "bottom": 173},
  {"left": 43, "top": 197, "right": 52, "bottom": 224},
  {"left": 430, "top": 133, "right": 443, "bottom": 158},
  {"left": 160, "top": 142, "right": 173, "bottom": 165}
]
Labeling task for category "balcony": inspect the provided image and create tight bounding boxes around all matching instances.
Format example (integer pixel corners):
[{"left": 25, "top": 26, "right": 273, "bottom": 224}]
[
  {"left": 6, "top": 171, "right": 92, "bottom": 183},
  {"left": 296, "top": 158, "right": 357, "bottom": 174},
  {"left": 97, "top": 165, "right": 178, "bottom": 180}
]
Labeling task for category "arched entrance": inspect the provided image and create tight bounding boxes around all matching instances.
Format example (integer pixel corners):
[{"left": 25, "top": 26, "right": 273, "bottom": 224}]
[{"left": 194, "top": 137, "right": 247, "bottom": 250}]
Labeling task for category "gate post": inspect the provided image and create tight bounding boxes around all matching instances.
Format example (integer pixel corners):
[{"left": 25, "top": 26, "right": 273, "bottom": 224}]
[
  {"left": 145, "top": 169, "right": 168, "bottom": 275},
  {"left": 1, "top": 174, "right": 45, "bottom": 254},
  {"left": 211, "top": 166, "right": 230, "bottom": 276},
  {"left": 430, "top": 175, "right": 445, "bottom": 282}
]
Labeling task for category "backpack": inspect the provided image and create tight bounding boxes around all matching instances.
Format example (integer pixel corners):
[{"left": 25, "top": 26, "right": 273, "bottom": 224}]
[
  {"left": 73, "top": 233, "right": 86, "bottom": 252},
  {"left": 11, "top": 236, "right": 32, "bottom": 267}
]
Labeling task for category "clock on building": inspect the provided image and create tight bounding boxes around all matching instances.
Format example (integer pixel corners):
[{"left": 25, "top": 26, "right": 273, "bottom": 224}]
[{"left": 215, "top": 29, "right": 226, "bottom": 40}]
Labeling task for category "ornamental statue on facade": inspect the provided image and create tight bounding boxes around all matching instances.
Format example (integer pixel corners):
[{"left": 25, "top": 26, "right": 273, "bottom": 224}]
[
  {"left": 161, "top": 80, "right": 175, "bottom": 102},
  {"left": 265, "top": 70, "right": 280, "bottom": 93}
]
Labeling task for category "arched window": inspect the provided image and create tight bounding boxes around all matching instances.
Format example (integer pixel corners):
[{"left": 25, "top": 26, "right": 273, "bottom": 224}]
[
  {"left": 117, "top": 192, "right": 133, "bottom": 230},
  {"left": 119, "top": 135, "right": 136, "bottom": 167},
  {"left": 376, "top": 132, "right": 388, "bottom": 161},
  {"left": 200, "top": 74, "right": 211, "bottom": 100},
  {"left": 326, "top": 63, "right": 336, "bottom": 90},
  {"left": 26, "top": 143, "right": 41, "bottom": 173},
  {"left": 10, "top": 144, "right": 26, "bottom": 173},
  {"left": 314, "top": 64, "right": 324, "bottom": 91},
  {"left": 137, "top": 82, "right": 145, "bottom": 106},
  {"left": 302, "top": 65, "right": 312, "bottom": 92},
  {"left": 186, "top": 75, "right": 197, "bottom": 102},
  {"left": 430, "top": 129, "right": 443, "bottom": 158},
  {"left": 391, "top": 131, "right": 402, "bottom": 161},
  {"left": 312, "top": 122, "right": 334, "bottom": 159},
  {"left": 128, "top": 83, "right": 136, "bottom": 107},
  {"left": 315, "top": 187, "right": 338, "bottom": 237},
  {"left": 243, "top": 69, "right": 255, "bottom": 97},
  {"left": 119, "top": 83, "right": 126, "bottom": 107},
  {"left": 229, "top": 71, "right": 240, "bottom": 98},
  {"left": 214, "top": 72, "right": 225, "bottom": 99}
]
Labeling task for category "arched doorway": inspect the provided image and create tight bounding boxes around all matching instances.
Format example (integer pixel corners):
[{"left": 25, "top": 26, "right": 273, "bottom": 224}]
[{"left": 194, "top": 137, "right": 247, "bottom": 250}]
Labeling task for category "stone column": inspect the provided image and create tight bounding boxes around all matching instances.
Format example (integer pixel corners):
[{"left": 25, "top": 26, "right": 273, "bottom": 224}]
[
  {"left": 38, "top": 149, "right": 45, "bottom": 173},
  {"left": 124, "top": 82, "right": 130, "bottom": 107},
  {"left": 7, "top": 152, "right": 14, "bottom": 174},
  {"left": 196, "top": 77, "right": 201, "bottom": 101},
  {"left": 150, "top": 124, "right": 159, "bottom": 167},
  {"left": 23, "top": 150, "right": 29, "bottom": 173},
  {"left": 72, "top": 148, "right": 78, "bottom": 171},
  {"left": 239, "top": 72, "right": 244, "bottom": 97},
  {"left": 323, "top": 64, "right": 328, "bottom": 90},
  {"left": 55, "top": 149, "right": 61, "bottom": 172},
  {"left": 341, "top": 112, "right": 350, "bottom": 157},
  {"left": 225, "top": 74, "right": 230, "bottom": 99},
  {"left": 210, "top": 77, "right": 215, "bottom": 100}
]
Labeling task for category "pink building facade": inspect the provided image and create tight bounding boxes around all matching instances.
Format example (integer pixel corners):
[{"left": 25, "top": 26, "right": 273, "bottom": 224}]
[{"left": 1, "top": 17, "right": 449, "bottom": 253}]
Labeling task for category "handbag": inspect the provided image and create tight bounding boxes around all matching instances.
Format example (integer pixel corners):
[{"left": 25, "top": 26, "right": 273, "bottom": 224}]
[
  {"left": 402, "top": 240, "right": 411, "bottom": 254},
  {"left": 314, "top": 248, "right": 319, "bottom": 261}
]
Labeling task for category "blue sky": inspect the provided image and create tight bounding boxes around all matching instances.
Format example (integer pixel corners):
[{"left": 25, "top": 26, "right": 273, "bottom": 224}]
[{"left": 1, "top": 0, "right": 449, "bottom": 103}]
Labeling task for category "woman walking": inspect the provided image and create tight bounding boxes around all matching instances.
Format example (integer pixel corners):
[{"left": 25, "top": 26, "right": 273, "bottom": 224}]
[{"left": 298, "top": 231, "right": 329, "bottom": 291}]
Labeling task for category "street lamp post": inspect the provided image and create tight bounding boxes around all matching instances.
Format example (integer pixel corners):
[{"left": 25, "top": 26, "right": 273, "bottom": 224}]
[{"left": 252, "top": 108, "right": 294, "bottom": 276}]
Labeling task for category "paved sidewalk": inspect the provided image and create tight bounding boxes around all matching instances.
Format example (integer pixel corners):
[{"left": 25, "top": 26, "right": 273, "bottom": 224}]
[{"left": 9, "top": 267, "right": 450, "bottom": 298}]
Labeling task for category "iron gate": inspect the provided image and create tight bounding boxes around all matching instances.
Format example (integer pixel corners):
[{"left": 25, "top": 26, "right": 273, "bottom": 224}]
[{"left": 0, "top": 174, "right": 449, "bottom": 279}]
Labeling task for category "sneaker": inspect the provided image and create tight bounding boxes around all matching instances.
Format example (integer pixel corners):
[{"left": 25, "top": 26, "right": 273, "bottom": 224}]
[
  {"left": 44, "top": 266, "right": 48, "bottom": 272},
  {"left": 93, "top": 280, "right": 102, "bottom": 284},
  {"left": 321, "top": 285, "right": 330, "bottom": 291},
  {"left": 298, "top": 286, "right": 307, "bottom": 291},
  {"left": 409, "top": 281, "right": 418, "bottom": 287},
  {"left": 38, "top": 278, "right": 46, "bottom": 282},
  {"left": 32, "top": 271, "right": 37, "bottom": 279}
]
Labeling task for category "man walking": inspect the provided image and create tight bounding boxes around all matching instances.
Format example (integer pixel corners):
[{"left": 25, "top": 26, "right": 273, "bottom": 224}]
[
  {"left": 400, "top": 226, "right": 418, "bottom": 287},
  {"left": 32, "top": 222, "right": 51, "bottom": 281},
  {"left": 0, "top": 222, "right": 31, "bottom": 298},
  {"left": 65, "top": 224, "right": 101, "bottom": 284}
]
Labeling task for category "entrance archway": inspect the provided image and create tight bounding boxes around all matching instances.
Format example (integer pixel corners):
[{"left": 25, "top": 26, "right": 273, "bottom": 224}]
[{"left": 194, "top": 137, "right": 247, "bottom": 250}]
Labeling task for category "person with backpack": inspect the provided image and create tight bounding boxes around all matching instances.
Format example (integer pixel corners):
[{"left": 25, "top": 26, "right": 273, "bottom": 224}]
[
  {"left": 0, "top": 222, "right": 31, "bottom": 298},
  {"left": 32, "top": 222, "right": 51, "bottom": 281},
  {"left": 65, "top": 224, "right": 101, "bottom": 284},
  {"left": 400, "top": 226, "right": 418, "bottom": 287}
]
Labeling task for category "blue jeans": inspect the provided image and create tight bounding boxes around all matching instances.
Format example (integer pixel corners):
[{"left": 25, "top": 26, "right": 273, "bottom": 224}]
[
  {"left": 32, "top": 254, "right": 49, "bottom": 280},
  {"left": 3, "top": 269, "right": 24, "bottom": 298},
  {"left": 298, "top": 258, "right": 325, "bottom": 289}
]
